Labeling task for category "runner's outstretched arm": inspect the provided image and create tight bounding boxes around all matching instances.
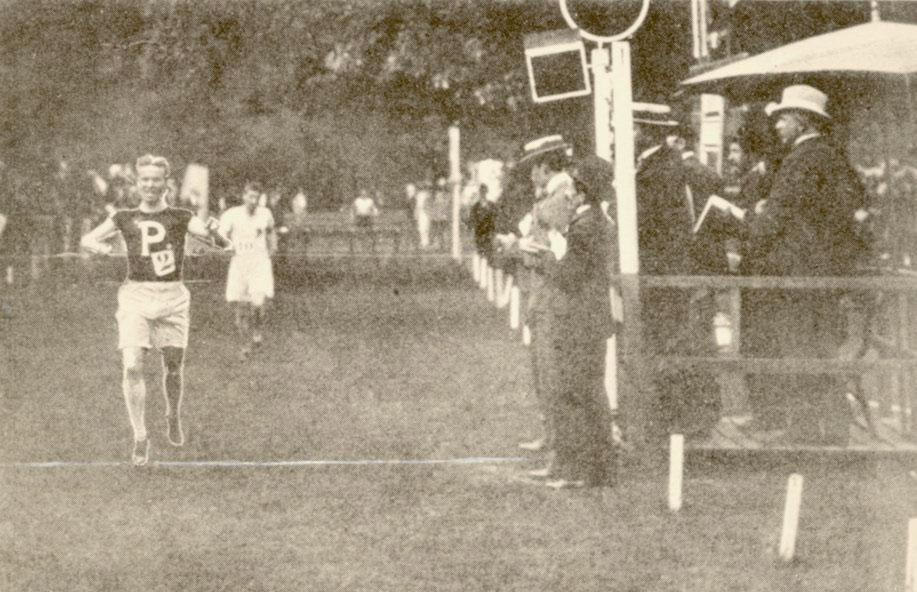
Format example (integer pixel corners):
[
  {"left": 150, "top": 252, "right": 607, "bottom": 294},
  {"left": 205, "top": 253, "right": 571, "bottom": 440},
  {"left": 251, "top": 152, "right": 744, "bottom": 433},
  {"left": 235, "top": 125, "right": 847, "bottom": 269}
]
[
  {"left": 188, "top": 216, "right": 232, "bottom": 250},
  {"left": 80, "top": 217, "right": 119, "bottom": 255}
]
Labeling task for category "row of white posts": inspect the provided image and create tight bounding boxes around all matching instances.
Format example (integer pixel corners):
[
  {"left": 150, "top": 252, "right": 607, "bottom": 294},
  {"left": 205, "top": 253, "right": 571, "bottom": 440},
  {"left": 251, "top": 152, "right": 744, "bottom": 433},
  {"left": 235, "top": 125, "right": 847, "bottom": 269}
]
[
  {"left": 470, "top": 252, "right": 917, "bottom": 582},
  {"left": 472, "top": 253, "right": 521, "bottom": 332}
]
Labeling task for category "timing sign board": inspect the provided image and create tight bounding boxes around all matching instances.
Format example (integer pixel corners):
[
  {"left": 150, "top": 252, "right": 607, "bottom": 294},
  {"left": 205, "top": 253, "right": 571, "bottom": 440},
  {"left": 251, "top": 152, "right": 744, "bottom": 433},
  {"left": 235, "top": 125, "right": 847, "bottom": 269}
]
[{"left": 524, "top": 28, "right": 590, "bottom": 103}]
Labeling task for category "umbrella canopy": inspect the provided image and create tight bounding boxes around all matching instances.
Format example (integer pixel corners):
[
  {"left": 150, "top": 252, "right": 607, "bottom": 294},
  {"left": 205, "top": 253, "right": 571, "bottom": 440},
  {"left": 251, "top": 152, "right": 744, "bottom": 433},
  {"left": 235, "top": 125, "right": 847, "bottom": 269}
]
[{"left": 681, "top": 21, "right": 917, "bottom": 97}]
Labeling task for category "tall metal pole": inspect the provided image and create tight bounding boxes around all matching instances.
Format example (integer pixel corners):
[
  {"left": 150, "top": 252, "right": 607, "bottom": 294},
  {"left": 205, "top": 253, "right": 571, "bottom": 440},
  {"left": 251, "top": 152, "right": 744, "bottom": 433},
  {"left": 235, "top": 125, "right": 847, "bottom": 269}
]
[
  {"left": 611, "top": 41, "right": 638, "bottom": 277},
  {"left": 611, "top": 40, "right": 646, "bottom": 443},
  {"left": 558, "top": 0, "right": 649, "bottom": 443},
  {"left": 592, "top": 46, "right": 612, "bottom": 162}
]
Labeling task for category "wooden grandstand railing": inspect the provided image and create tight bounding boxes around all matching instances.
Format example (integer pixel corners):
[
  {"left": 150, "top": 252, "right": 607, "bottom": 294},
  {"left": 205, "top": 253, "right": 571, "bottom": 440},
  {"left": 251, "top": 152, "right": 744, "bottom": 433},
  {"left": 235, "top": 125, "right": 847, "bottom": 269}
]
[{"left": 612, "top": 272, "right": 917, "bottom": 440}]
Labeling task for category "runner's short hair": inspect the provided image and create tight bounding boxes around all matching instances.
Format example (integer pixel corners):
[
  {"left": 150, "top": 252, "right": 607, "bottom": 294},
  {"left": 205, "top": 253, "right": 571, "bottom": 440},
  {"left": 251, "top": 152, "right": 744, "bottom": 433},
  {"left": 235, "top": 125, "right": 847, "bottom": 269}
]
[
  {"left": 244, "top": 181, "right": 264, "bottom": 194},
  {"left": 135, "top": 154, "right": 171, "bottom": 178}
]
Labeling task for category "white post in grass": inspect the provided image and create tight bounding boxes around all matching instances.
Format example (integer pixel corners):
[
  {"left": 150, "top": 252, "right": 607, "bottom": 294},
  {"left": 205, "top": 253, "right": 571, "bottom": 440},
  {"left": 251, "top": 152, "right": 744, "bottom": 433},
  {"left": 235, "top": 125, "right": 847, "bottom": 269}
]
[
  {"left": 486, "top": 265, "right": 496, "bottom": 302},
  {"left": 604, "top": 335, "right": 618, "bottom": 411},
  {"left": 907, "top": 518, "right": 917, "bottom": 591},
  {"left": 779, "top": 474, "right": 804, "bottom": 562},
  {"left": 510, "top": 285, "right": 521, "bottom": 330},
  {"left": 668, "top": 434, "right": 684, "bottom": 512},
  {"left": 472, "top": 252, "right": 480, "bottom": 282},
  {"left": 522, "top": 324, "right": 532, "bottom": 346},
  {"left": 497, "top": 273, "right": 512, "bottom": 309},
  {"left": 449, "top": 124, "right": 462, "bottom": 262}
]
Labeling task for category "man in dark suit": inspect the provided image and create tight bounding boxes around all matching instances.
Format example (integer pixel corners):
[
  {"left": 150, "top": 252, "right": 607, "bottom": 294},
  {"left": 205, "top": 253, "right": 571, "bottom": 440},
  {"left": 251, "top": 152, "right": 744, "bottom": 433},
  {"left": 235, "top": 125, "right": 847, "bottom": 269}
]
[
  {"left": 469, "top": 184, "right": 497, "bottom": 261},
  {"left": 633, "top": 105, "right": 721, "bottom": 441},
  {"left": 734, "top": 85, "right": 868, "bottom": 444},
  {"left": 539, "top": 156, "right": 617, "bottom": 488}
]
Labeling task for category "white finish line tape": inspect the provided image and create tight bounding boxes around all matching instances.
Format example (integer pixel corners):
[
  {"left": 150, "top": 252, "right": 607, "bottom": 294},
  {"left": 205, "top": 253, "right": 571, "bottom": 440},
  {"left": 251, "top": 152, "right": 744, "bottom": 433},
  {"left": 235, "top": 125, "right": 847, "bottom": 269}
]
[{"left": 0, "top": 457, "right": 527, "bottom": 469}]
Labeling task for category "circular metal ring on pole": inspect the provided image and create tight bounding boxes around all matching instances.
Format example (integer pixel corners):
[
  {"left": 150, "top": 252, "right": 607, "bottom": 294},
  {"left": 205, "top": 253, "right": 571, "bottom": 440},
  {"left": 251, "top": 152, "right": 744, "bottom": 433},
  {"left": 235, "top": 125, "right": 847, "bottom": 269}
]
[{"left": 559, "top": 0, "right": 651, "bottom": 44}]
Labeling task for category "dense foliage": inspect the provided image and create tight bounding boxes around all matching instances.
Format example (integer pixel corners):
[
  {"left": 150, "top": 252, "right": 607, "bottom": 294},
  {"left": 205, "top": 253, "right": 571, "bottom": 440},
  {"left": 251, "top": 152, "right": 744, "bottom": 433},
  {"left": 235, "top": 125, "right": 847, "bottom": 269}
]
[{"left": 0, "top": 0, "right": 886, "bottom": 207}]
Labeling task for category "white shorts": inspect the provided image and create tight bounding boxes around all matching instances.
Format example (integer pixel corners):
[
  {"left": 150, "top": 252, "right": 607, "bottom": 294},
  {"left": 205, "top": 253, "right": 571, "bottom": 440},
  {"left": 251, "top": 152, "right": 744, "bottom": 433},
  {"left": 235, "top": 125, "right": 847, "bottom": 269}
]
[
  {"left": 116, "top": 281, "right": 190, "bottom": 350},
  {"left": 226, "top": 255, "right": 274, "bottom": 305}
]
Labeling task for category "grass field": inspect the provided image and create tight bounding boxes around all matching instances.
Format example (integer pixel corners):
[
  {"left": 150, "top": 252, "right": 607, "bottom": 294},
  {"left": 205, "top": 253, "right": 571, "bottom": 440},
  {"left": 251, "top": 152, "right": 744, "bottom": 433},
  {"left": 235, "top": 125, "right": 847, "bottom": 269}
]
[{"left": 1, "top": 258, "right": 915, "bottom": 591}]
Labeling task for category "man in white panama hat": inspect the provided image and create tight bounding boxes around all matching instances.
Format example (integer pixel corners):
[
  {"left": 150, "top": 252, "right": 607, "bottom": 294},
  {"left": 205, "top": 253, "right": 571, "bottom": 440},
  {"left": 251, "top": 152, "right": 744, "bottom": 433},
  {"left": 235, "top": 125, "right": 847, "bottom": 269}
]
[{"left": 727, "top": 84, "right": 870, "bottom": 445}]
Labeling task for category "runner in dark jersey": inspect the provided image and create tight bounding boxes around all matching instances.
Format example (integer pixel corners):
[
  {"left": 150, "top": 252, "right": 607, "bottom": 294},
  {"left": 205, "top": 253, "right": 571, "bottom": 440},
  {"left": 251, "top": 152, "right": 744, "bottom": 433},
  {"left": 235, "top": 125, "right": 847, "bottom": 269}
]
[{"left": 81, "top": 154, "right": 230, "bottom": 466}]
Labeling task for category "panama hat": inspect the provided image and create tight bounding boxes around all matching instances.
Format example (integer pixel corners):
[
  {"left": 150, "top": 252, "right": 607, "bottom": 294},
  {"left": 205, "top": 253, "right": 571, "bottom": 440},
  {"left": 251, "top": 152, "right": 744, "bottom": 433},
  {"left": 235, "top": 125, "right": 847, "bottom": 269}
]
[{"left": 765, "top": 84, "right": 830, "bottom": 119}]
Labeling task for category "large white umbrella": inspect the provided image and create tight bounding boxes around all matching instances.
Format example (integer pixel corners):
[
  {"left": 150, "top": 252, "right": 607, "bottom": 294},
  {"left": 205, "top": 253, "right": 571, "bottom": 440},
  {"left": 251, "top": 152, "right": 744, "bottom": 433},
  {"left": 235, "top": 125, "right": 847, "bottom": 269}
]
[{"left": 681, "top": 20, "right": 917, "bottom": 97}]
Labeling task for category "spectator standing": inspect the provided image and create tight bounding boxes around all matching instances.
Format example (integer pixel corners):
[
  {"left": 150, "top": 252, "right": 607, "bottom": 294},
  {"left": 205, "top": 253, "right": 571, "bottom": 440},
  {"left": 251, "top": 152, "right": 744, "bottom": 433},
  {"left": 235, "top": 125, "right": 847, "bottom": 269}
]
[
  {"left": 285, "top": 190, "right": 310, "bottom": 254},
  {"left": 729, "top": 85, "right": 869, "bottom": 444},
  {"left": 469, "top": 184, "right": 497, "bottom": 261},
  {"left": 352, "top": 189, "right": 379, "bottom": 230},
  {"left": 634, "top": 104, "right": 721, "bottom": 441},
  {"left": 536, "top": 156, "right": 618, "bottom": 488},
  {"left": 429, "top": 177, "right": 451, "bottom": 250},
  {"left": 503, "top": 135, "right": 575, "bottom": 471},
  {"left": 351, "top": 188, "right": 380, "bottom": 253},
  {"left": 414, "top": 181, "right": 432, "bottom": 249},
  {"left": 402, "top": 183, "right": 417, "bottom": 231},
  {"left": 3, "top": 171, "right": 35, "bottom": 285},
  {"left": 0, "top": 163, "right": 16, "bottom": 317},
  {"left": 670, "top": 126, "right": 728, "bottom": 275}
]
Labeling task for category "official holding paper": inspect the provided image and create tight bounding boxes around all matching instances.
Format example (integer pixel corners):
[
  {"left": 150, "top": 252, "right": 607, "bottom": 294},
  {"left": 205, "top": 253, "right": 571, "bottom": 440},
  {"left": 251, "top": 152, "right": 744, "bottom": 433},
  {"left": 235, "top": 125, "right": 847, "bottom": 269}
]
[{"left": 708, "top": 85, "right": 869, "bottom": 444}]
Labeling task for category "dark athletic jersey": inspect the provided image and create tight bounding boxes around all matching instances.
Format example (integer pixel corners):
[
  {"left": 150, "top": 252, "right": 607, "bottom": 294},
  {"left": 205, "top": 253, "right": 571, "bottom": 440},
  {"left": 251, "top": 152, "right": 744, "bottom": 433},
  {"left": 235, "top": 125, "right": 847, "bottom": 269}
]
[{"left": 112, "top": 207, "right": 194, "bottom": 282}]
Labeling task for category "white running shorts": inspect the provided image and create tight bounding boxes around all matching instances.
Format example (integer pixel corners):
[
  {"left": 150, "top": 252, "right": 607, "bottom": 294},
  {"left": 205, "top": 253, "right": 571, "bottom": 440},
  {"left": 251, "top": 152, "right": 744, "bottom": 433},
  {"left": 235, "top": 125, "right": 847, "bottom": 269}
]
[
  {"left": 225, "top": 255, "right": 274, "bottom": 306},
  {"left": 116, "top": 281, "right": 190, "bottom": 350}
]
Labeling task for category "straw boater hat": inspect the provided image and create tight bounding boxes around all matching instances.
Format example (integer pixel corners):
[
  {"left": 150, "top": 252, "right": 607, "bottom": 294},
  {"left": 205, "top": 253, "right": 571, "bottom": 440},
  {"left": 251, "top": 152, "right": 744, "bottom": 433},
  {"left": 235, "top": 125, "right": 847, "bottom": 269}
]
[
  {"left": 518, "top": 135, "right": 572, "bottom": 164},
  {"left": 765, "top": 84, "right": 830, "bottom": 119}
]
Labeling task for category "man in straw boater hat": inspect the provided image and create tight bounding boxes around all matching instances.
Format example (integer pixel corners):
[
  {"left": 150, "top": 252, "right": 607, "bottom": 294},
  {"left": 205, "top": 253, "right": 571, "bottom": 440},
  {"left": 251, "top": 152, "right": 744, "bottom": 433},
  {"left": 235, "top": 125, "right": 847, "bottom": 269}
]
[
  {"left": 631, "top": 102, "right": 722, "bottom": 442},
  {"left": 494, "top": 134, "right": 575, "bottom": 477},
  {"left": 535, "top": 155, "right": 619, "bottom": 488},
  {"left": 712, "top": 84, "right": 870, "bottom": 445}
]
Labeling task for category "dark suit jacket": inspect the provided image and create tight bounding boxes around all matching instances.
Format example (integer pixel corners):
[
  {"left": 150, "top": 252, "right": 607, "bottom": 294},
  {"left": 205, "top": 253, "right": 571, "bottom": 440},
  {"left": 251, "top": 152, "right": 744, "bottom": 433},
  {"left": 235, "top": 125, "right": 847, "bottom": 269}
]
[
  {"left": 744, "top": 136, "right": 867, "bottom": 277},
  {"left": 683, "top": 153, "right": 724, "bottom": 217},
  {"left": 493, "top": 165, "right": 535, "bottom": 236},
  {"left": 636, "top": 145, "right": 695, "bottom": 275},
  {"left": 544, "top": 205, "right": 617, "bottom": 342},
  {"left": 469, "top": 199, "right": 496, "bottom": 257}
]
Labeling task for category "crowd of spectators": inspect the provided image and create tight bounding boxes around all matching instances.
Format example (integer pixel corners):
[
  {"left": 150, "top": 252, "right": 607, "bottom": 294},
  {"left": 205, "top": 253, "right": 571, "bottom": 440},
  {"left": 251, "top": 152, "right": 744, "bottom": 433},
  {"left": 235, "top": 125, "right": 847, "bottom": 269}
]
[
  {"left": 0, "top": 155, "right": 457, "bottom": 276},
  {"left": 463, "top": 84, "right": 896, "bottom": 472}
]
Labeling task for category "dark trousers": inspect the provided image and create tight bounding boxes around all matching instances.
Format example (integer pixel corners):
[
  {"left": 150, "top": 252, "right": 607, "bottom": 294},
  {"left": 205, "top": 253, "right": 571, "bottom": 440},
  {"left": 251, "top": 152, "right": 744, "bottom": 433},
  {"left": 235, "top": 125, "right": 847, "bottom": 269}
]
[
  {"left": 550, "top": 332, "right": 616, "bottom": 485},
  {"left": 643, "top": 286, "right": 721, "bottom": 440},
  {"left": 742, "top": 289, "right": 850, "bottom": 443},
  {"left": 528, "top": 309, "right": 555, "bottom": 449}
]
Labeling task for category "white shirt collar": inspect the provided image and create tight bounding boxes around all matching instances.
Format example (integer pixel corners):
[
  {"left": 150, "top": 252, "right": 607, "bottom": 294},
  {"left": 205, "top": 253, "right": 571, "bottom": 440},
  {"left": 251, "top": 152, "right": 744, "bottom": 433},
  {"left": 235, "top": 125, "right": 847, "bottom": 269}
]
[
  {"left": 638, "top": 145, "right": 663, "bottom": 163},
  {"left": 544, "top": 170, "right": 573, "bottom": 195},
  {"left": 794, "top": 132, "right": 821, "bottom": 147}
]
